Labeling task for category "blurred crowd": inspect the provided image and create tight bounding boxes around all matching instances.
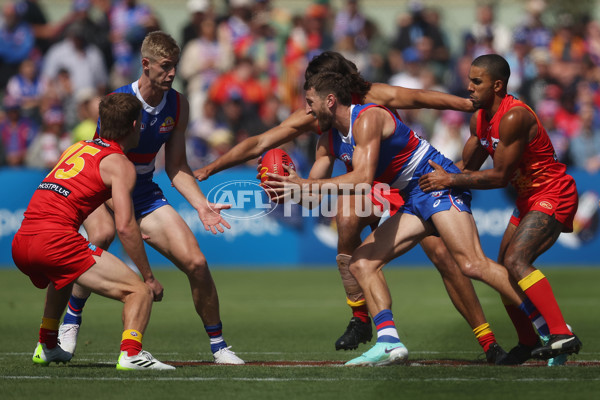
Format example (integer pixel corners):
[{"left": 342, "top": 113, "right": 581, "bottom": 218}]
[{"left": 2, "top": 0, "right": 600, "bottom": 175}]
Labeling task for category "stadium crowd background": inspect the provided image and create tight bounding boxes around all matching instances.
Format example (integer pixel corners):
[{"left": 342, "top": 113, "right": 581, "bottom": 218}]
[{"left": 2, "top": 0, "right": 600, "bottom": 178}]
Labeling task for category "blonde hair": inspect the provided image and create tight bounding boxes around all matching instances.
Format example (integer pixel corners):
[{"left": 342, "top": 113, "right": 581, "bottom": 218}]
[{"left": 141, "top": 31, "right": 180, "bottom": 60}]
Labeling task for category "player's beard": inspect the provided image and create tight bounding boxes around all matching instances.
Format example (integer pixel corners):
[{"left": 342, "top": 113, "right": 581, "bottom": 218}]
[{"left": 316, "top": 110, "right": 334, "bottom": 132}]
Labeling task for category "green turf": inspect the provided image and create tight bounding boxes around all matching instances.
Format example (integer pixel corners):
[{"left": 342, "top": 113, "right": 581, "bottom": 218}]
[{"left": 0, "top": 266, "right": 598, "bottom": 400}]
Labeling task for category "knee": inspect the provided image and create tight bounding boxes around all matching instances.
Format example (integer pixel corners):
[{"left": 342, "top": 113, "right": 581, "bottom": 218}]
[
  {"left": 502, "top": 252, "right": 528, "bottom": 276},
  {"left": 458, "top": 258, "right": 487, "bottom": 280},
  {"left": 88, "top": 225, "right": 116, "bottom": 250},
  {"left": 348, "top": 257, "right": 375, "bottom": 281},
  {"left": 185, "top": 254, "right": 209, "bottom": 279},
  {"left": 125, "top": 281, "right": 152, "bottom": 304}
]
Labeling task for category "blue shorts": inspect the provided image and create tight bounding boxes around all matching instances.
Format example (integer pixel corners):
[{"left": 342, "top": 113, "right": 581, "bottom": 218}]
[
  {"left": 400, "top": 162, "right": 472, "bottom": 221},
  {"left": 400, "top": 187, "right": 472, "bottom": 221},
  {"left": 132, "top": 173, "right": 170, "bottom": 219}
]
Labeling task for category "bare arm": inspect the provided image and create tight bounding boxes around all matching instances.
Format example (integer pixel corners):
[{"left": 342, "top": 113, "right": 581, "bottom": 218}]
[
  {"left": 194, "top": 108, "right": 318, "bottom": 180},
  {"left": 419, "top": 107, "right": 533, "bottom": 191},
  {"left": 100, "top": 153, "right": 163, "bottom": 299},
  {"left": 265, "top": 108, "right": 387, "bottom": 195},
  {"left": 165, "top": 95, "right": 231, "bottom": 234},
  {"left": 461, "top": 113, "right": 490, "bottom": 172},
  {"left": 365, "top": 82, "right": 475, "bottom": 112}
]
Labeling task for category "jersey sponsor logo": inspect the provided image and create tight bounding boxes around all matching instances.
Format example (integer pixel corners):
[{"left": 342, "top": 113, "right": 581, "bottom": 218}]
[
  {"left": 159, "top": 116, "right": 175, "bottom": 133},
  {"left": 150, "top": 117, "right": 158, "bottom": 126},
  {"left": 431, "top": 191, "right": 442, "bottom": 198},
  {"left": 433, "top": 199, "right": 441, "bottom": 208},
  {"left": 539, "top": 201, "right": 553, "bottom": 210},
  {"left": 37, "top": 182, "right": 71, "bottom": 197},
  {"left": 340, "top": 153, "right": 352, "bottom": 165},
  {"left": 480, "top": 138, "right": 489, "bottom": 147}
]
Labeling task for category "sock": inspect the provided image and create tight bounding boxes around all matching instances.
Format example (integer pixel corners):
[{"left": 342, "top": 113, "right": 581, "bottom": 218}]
[
  {"left": 205, "top": 322, "right": 227, "bottom": 353},
  {"left": 518, "top": 270, "right": 571, "bottom": 335},
  {"left": 473, "top": 323, "right": 496, "bottom": 353},
  {"left": 373, "top": 309, "right": 401, "bottom": 344},
  {"left": 502, "top": 297, "right": 540, "bottom": 346},
  {"left": 347, "top": 298, "right": 370, "bottom": 323},
  {"left": 63, "top": 295, "right": 88, "bottom": 325},
  {"left": 120, "top": 329, "right": 143, "bottom": 357},
  {"left": 39, "top": 317, "right": 60, "bottom": 349},
  {"left": 518, "top": 297, "right": 550, "bottom": 337}
]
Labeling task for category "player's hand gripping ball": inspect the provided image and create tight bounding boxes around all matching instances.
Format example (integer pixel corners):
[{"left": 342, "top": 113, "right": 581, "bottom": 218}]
[{"left": 259, "top": 148, "right": 296, "bottom": 202}]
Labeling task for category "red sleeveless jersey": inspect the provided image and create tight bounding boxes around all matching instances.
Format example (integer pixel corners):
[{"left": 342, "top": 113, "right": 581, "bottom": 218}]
[
  {"left": 476, "top": 95, "right": 567, "bottom": 199},
  {"left": 19, "top": 138, "right": 124, "bottom": 233}
]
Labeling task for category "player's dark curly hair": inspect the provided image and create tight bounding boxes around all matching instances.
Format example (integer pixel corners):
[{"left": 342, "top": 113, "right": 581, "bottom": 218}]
[
  {"left": 304, "top": 71, "right": 353, "bottom": 106},
  {"left": 472, "top": 54, "right": 511, "bottom": 87},
  {"left": 305, "top": 51, "right": 372, "bottom": 100}
]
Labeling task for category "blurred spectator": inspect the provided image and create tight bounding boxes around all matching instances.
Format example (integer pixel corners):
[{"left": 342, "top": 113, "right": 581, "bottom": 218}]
[
  {"left": 5, "top": 59, "right": 44, "bottom": 123},
  {"left": 469, "top": 3, "right": 512, "bottom": 56},
  {"left": 208, "top": 56, "right": 268, "bottom": 113},
  {"left": 361, "top": 18, "right": 391, "bottom": 83},
  {"left": 430, "top": 110, "right": 469, "bottom": 162},
  {"left": 108, "top": 0, "right": 160, "bottom": 89},
  {"left": 26, "top": 106, "right": 70, "bottom": 168},
  {"left": 71, "top": 88, "right": 100, "bottom": 142},
  {"left": 243, "top": 11, "right": 280, "bottom": 95},
  {"left": 389, "top": 47, "right": 424, "bottom": 89},
  {"left": 555, "top": 89, "right": 581, "bottom": 139},
  {"left": 0, "top": 1, "right": 35, "bottom": 90},
  {"left": 40, "top": 21, "right": 108, "bottom": 98},
  {"left": 519, "top": 47, "right": 559, "bottom": 111},
  {"left": 537, "top": 99, "right": 569, "bottom": 164},
  {"left": 569, "top": 103, "right": 600, "bottom": 173},
  {"left": 333, "top": 0, "right": 366, "bottom": 48},
  {"left": 42, "top": 68, "right": 78, "bottom": 131},
  {"left": 205, "top": 127, "right": 234, "bottom": 163},
  {"left": 0, "top": 95, "right": 37, "bottom": 166},
  {"left": 549, "top": 14, "right": 586, "bottom": 63},
  {"left": 584, "top": 19, "right": 600, "bottom": 66},
  {"left": 180, "top": 0, "right": 213, "bottom": 49},
  {"left": 179, "top": 15, "right": 229, "bottom": 126},
  {"left": 504, "top": 33, "right": 536, "bottom": 95},
  {"left": 514, "top": 0, "right": 552, "bottom": 49},
  {"left": 70, "top": 0, "right": 114, "bottom": 74},
  {"left": 217, "top": 0, "right": 253, "bottom": 61},
  {"left": 391, "top": 1, "right": 449, "bottom": 65}
]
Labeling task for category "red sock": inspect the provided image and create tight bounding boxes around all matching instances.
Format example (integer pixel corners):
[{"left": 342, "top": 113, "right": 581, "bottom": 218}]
[
  {"left": 39, "top": 327, "right": 58, "bottom": 349},
  {"left": 352, "top": 304, "right": 369, "bottom": 323},
  {"left": 520, "top": 273, "right": 570, "bottom": 335},
  {"left": 478, "top": 332, "right": 496, "bottom": 353},
  {"left": 120, "top": 329, "right": 143, "bottom": 356},
  {"left": 503, "top": 303, "right": 539, "bottom": 346},
  {"left": 120, "top": 339, "right": 142, "bottom": 357}
]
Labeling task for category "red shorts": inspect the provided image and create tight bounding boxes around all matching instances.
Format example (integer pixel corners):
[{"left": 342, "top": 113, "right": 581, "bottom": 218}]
[
  {"left": 370, "top": 184, "right": 404, "bottom": 217},
  {"left": 12, "top": 230, "right": 103, "bottom": 290},
  {"left": 509, "top": 175, "right": 578, "bottom": 232}
]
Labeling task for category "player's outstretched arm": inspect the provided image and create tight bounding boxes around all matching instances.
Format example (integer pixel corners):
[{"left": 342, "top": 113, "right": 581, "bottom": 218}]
[
  {"left": 366, "top": 82, "right": 474, "bottom": 112},
  {"left": 100, "top": 153, "right": 164, "bottom": 300},
  {"left": 194, "top": 109, "right": 317, "bottom": 181}
]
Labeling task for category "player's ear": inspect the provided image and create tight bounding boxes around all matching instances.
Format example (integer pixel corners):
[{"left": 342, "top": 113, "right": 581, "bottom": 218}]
[
  {"left": 326, "top": 93, "right": 335, "bottom": 108},
  {"left": 141, "top": 57, "right": 151, "bottom": 72},
  {"left": 493, "top": 79, "right": 504, "bottom": 93}
]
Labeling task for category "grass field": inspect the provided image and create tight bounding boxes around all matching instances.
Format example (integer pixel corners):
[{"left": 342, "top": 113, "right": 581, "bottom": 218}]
[{"left": 0, "top": 266, "right": 598, "bottom": 400}]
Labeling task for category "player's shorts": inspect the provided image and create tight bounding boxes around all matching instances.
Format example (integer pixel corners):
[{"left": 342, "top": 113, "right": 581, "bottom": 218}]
[
  {"left": 400, "top": 186, "right": 472, "bottom": 221},
  {"left": 510, "top": 174, "right": 578, "bottom": 232},
  {"left": 133, "top": 173, "right": 171, "bottom": 219},
  {"left": 371, "top": 183, "right": 404, "bottom": 217},
  {"left": 12, "top": 230, "right": 103, "bottom": 290}
]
